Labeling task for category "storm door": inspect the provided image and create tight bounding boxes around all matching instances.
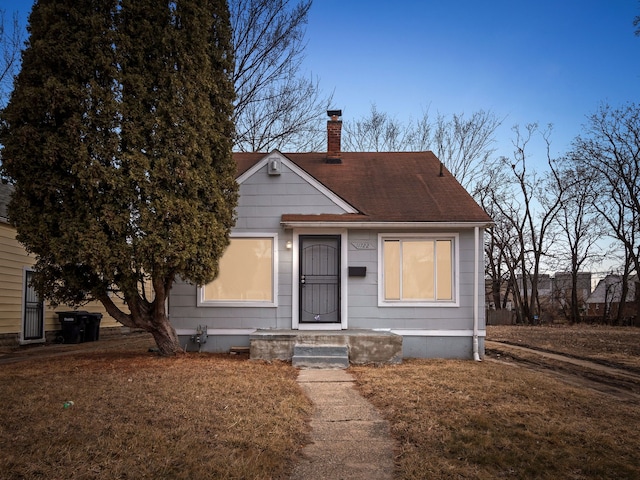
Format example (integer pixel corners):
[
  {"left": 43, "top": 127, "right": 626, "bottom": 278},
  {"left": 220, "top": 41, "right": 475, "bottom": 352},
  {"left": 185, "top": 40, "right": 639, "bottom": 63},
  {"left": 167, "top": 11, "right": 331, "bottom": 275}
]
[
  {"left": 299, "top": 235, "right": 341, "bottom": 324},
  {"left": 22, "top": 269, "right": 45, "bottom": 343}
]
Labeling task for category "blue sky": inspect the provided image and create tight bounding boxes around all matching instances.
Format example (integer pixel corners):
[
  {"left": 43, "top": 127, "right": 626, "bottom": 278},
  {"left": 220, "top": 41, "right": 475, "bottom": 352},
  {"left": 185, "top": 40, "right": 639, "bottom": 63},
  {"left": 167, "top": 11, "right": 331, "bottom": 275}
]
[
  {"left": 304, "top": 0, "right": 639, "bottom": 161},
  {"left": 4, "top": 0, "right": 639, "bottom": 163}
]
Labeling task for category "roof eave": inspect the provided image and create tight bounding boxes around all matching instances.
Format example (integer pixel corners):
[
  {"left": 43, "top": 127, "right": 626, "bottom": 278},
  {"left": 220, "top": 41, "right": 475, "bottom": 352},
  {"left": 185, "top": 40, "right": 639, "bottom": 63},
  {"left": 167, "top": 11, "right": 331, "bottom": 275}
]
[{"left": 281, "top": 220, "right": 494, "bottom": 229}]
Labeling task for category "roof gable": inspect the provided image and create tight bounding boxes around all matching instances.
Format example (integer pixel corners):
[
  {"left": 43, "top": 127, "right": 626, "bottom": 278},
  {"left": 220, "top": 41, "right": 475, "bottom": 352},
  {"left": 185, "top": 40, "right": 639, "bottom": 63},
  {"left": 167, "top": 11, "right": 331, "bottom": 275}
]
[
  {"left": 587, "top": 275, "right": 638, "bottom": 303},
  {"left": 235, "top": 151, "right": 358, "bottom": 214}
]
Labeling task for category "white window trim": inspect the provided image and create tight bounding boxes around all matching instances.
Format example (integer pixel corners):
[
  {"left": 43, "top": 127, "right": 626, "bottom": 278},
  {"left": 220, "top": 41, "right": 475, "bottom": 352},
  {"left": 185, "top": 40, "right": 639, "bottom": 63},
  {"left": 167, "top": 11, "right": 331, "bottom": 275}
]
[
  {"left": 378, "top": 233, "right": 459, "bottom": 307},
  {"left": 197, "top": 232, "right": 278, "bottom": 308}
]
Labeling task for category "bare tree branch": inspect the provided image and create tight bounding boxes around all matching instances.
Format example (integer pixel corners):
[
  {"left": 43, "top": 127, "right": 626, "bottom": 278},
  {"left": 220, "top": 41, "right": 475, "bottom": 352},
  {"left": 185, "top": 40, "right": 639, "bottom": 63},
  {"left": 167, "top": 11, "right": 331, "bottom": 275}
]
[
  {"left": 484, "top": 124, "right": 564, "bottom": 324},
  {"left": 342, "top": 104, "right": 412, "bottom": 152},
  {"left": 0, "top": 10, "right": 23, "bottom": 108},
  {"left": 342, "top": 106, "right": 502, "bottom": 190},
  {"left": 231, "top": 0, "right": 332, "bottom": 151},
  {"left": 570, "top": 103, "right": 640, "bottom": 277},
  {"left": 432, "top": 110, "right": 503, "bottom": 190}
]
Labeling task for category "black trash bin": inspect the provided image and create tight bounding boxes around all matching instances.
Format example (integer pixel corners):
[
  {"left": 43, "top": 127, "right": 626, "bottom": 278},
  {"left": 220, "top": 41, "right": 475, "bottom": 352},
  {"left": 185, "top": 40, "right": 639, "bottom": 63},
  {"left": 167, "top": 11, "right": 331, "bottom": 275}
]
[
  {"left": 57, "top": 311, "right": 86, "bottom": 344},
  {"left": 82, "top": 313, "right": 103, "bottom": 342}
]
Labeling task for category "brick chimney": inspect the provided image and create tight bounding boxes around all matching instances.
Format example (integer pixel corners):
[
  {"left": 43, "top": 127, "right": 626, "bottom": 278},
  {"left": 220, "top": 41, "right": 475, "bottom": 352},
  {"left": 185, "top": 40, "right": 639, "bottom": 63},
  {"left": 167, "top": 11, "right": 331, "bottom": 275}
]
[{"left": 326, "top": 109, "right": 342, "bottom": 164}]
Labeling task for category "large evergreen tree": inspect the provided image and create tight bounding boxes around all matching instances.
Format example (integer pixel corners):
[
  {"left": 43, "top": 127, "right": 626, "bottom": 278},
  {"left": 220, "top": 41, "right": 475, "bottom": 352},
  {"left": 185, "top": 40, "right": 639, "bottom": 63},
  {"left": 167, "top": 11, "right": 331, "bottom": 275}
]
[{"left": 0, "top": 0, "right": 237, "bottom": 355}]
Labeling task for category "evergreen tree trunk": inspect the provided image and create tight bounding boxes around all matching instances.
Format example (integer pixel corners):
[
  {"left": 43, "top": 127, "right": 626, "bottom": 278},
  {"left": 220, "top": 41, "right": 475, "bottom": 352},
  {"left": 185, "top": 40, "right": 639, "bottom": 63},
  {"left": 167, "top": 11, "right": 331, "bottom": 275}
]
[
  {"left": 98, "top": 291, "right": 183, "bottom": 355},
  {"left": 149, "top": 316, "right": 183, "bottom": 356}
]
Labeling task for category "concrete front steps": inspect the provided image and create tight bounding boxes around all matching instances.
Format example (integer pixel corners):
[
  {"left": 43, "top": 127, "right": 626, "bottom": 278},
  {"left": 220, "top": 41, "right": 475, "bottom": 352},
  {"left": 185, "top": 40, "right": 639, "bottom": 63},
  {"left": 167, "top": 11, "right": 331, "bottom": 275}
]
[
  {"left": 292, "top": 344, "right": 349, "bottom": 369},
  {"left": 250, "top": 329, "right": 403, "bottom": 365}
]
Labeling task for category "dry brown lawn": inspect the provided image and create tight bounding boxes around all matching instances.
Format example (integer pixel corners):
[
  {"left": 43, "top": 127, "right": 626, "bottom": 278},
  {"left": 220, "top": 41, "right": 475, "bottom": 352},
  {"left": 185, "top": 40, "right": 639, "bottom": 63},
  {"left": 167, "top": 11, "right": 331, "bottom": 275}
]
[
  {"left": 352, "top": 359, "right": 640, "bottom": 479},
  {"left": 0, "top": 335, "right": 311, "bottom": 480},
  {"left": 2, "top": 326, "right": 640, "bottom": 479},
  {"left": 351, "top": 325, "right": 640, "bottom": 479}
]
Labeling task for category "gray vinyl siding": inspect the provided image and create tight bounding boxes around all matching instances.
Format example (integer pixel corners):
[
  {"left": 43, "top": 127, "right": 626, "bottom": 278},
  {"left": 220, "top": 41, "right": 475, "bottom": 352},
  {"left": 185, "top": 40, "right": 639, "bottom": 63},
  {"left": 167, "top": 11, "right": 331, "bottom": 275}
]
[
  {"left": 169, "top": 160, "right": 346, "bottom": 333},
  {"left": 234, "top": 163, "right": 344, "bottom": 230},
  {"left": 345, "top": 230, "right": 380, "bottom": 326},
  {"left": 402, "top": 336, "right": 486, "bottom": 359}
]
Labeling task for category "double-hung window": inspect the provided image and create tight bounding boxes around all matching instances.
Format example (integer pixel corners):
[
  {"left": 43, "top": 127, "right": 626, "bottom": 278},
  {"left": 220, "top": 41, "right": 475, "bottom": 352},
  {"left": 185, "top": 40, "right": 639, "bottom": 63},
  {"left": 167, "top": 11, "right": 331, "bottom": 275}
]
[
  {"left": 198, "top": 234, "right": 277, "bottom": 307},
  {"left": 379, "top": 234, "right": 457, "bottom": 306}
]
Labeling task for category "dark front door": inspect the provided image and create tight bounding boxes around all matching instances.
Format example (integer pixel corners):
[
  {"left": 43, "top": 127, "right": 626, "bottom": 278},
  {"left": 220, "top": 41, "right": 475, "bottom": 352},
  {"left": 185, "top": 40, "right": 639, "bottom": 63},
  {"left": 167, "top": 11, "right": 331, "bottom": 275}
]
[
  {"left": 299, "top": 235, "right": 340, "bottom": 324},
  {"left": 22, "top": 270, "right": 44, "bottom": 342}
]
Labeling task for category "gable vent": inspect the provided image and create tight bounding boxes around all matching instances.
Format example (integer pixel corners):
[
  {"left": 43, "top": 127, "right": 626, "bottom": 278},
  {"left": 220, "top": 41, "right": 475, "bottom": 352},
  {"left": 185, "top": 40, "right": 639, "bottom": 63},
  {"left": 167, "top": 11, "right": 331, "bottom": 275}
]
[{"left": 267, "top": 156, "right": 281, "bottom": 175}]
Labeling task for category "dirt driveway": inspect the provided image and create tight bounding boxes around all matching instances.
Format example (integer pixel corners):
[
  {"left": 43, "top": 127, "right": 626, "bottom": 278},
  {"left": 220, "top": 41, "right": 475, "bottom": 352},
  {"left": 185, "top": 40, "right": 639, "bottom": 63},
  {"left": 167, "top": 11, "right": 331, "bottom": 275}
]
[{"left": 485, "top": 339, "right": 640, "bottom": 402}]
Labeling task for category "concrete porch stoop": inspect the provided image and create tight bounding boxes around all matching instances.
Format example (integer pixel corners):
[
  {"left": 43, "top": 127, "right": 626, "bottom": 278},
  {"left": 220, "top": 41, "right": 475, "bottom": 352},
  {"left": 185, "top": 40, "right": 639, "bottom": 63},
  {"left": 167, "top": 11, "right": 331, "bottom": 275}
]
[
  {"left": 292, "top": 344, "right": 349, "bottom": 369},
  {"left": 250, "top": 329, "right": 403, "bottom": 366}
]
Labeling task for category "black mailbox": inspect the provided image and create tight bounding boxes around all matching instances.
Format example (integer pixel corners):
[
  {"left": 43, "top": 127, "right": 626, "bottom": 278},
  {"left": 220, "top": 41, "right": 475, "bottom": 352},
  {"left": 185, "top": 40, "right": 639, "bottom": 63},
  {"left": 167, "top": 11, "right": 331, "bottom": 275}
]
[{"left": 348, "top": 266, "right": 367, "bottom": 277}]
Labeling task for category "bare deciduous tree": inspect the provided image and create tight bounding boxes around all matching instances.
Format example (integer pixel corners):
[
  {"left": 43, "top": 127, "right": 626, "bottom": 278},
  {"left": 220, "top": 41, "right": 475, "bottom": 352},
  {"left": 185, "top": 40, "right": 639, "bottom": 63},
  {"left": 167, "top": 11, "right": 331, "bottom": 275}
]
[
  {"left": 0, "top": 10, "right": 22, "bottom": 108},
  {"left": 342, "top": 105, "right": 502, "bottom": 190},
  {"left": 231, "top": 0, "right": 332, "bottom": 152},
  {"left": 431, "top": 110, "right": 503, "bottom": 191},
  {"left": 551, "top": 162, "right": 606, "bottom": 323},
  {"left": 486, "top": 124, "right": 564, "bottom": 324},
  {"left": 569, "top": 103, "right": 640, "bottom": 322},
  {"left": 342, "top": 104, "right": 411, "bottom": 152},
  {"left": 476, "top": 162, "right": 515, "bottom": 312}
]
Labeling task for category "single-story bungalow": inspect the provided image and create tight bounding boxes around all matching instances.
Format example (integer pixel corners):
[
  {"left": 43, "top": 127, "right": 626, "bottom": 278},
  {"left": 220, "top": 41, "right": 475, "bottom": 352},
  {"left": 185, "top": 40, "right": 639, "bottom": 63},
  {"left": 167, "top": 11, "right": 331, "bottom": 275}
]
[{"left": 169, "top": 111, "right": 492, "bottom": 361}]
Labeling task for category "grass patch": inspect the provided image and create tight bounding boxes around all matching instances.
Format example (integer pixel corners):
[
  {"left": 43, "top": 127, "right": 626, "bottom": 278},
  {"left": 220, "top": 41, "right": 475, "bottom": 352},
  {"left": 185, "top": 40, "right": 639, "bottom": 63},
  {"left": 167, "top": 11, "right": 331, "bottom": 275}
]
[
  {"left": 351, "top": 357, "right": 640, "bottom": 479},
  {"left": 0, "top": 347, "right": 311, "bottom": 479}
]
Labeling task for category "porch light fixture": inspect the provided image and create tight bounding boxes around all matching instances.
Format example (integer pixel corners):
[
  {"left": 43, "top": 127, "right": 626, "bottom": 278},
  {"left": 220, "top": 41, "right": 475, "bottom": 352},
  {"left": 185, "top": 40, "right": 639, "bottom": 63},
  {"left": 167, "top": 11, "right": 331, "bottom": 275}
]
[{"left": 286, "top": 240, "right": 292, "bottom": 250}]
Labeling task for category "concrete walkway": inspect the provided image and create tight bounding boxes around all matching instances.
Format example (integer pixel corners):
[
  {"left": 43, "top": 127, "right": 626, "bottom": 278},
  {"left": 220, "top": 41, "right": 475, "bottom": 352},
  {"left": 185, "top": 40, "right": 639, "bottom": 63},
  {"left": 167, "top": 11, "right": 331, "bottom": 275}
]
[{"left": 289, "top": 369, "right": 396, "bottom": 480}]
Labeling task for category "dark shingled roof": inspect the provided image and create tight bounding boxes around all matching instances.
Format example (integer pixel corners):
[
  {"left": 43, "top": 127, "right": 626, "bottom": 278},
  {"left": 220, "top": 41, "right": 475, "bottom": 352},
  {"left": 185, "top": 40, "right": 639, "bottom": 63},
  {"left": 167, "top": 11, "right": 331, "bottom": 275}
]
[
  {"left": 0, "top": 182, "right": 12, "bottom": 222},
  {"left": 234, "top": 151, "right": 492, "bottom": 224}
]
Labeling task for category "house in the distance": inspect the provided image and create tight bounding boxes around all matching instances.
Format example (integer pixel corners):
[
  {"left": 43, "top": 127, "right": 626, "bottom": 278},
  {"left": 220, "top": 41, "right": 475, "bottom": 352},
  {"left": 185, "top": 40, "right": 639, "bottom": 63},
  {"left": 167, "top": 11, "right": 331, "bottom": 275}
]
[
  {"left": 586, "top": 274, "right": 639, "bottom": 325},
  {"left": 169, "top": 111, "right": 492, "bottom": 361}
]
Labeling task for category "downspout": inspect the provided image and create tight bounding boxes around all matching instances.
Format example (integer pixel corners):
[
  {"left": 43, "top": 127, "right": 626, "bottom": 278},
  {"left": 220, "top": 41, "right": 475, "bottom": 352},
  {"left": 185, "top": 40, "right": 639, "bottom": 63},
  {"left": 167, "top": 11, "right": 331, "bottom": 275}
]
[{"left": 473, "top": 226, "right": 481, "bottom": 361}]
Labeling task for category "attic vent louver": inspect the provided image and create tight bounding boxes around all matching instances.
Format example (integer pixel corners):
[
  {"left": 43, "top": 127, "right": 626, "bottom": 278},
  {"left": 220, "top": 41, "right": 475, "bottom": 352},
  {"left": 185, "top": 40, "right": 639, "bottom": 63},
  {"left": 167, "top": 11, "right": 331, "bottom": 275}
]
[{"left": 267, "top": 157, "right": 281, "bottom": 175}]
